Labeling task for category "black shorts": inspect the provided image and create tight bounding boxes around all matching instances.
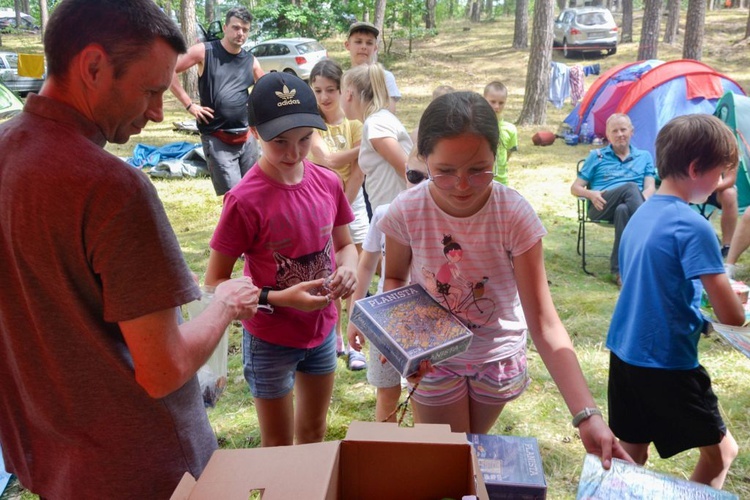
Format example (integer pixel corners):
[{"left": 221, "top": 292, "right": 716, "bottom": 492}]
[
  {"left": 706, "top": 191, "right": 721, "bottom": 208},
  {"left": 608, "top": 352, "right": 726, "bottom": 458}
]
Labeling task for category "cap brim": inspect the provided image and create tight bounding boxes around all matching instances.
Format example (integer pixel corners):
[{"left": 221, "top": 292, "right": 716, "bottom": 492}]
[
  {"left": 349, "top": 26, "right": 379, "bottom": 38},
  {"left": 256, "top": 113, "right": 327, "bottom": 142}
]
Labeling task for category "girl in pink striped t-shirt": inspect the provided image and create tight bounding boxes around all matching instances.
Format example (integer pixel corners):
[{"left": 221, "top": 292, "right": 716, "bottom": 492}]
[{"left": 378, "top": 91, "right": 631, "bottom": 469}]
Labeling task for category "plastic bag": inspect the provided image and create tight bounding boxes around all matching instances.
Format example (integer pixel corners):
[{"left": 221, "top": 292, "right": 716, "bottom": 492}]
[{"left": 185, "top": 287, "right": 229, "bottom": 407}]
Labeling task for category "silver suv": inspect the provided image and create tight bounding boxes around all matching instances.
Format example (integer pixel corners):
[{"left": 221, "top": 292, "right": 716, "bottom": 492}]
[{"left": 553, "top": 7, "right": 618, "bottom": 58}]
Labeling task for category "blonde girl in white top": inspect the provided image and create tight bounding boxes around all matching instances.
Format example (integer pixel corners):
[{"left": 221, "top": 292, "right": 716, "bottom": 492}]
[{"left": 340, "top": 63, "right": 413, "bottom": 212}]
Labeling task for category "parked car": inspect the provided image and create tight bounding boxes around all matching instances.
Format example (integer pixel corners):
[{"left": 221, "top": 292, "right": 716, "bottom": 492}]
[
  {"left": 553, "top": 7, "right": 618, "bottom": 58},
  {"left": 0, "top": 9, "right": 38, "bottom": 32},
  {"left": 0, "top": 82, "right": 23, "bottom": 119},
  {"left": 243, "top": 38, "right": 327, "bottom": 81},
  {"left": 0, "top": 51, "right": 45, "bottom": 96}
]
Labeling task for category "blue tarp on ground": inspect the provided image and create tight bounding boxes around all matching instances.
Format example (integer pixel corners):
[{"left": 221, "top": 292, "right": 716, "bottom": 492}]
[
  {"left": 0, "top": 442, "right": 11, "bottom": 496},
  {"left": 126, "top": 141, "right": 210, "bottom": 178},
  {"left": 126, "top": 141, "right": 200, "bottom": 168}
]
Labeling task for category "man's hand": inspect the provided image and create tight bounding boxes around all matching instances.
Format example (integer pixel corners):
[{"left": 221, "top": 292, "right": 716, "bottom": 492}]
[
  {"left": 589, "top": 190, "right": 607, "bottom": 211},
  {"left": 214, "top": 277, "right": 258, "bottom": 320},
  {"left": 188, "top": 103, "right": 214, "bottom": 125}
]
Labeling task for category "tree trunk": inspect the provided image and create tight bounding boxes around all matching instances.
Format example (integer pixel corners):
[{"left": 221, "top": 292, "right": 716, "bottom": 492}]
[
  {"left": 180, "top": 0, "right": 199, "bottom": 101},
  {"left": 621, "top": 0, "right": 633, "bottom": 42},
  {"left": 21, "top": 0, "right": 29, "bottom": 13},
  {"left": 39, "top": 0, "right": 48, "bottom": 36},
  {"left": 663, "top": 0, "right": 680, "bottom": 43},
  {"left": 374, "top": 0, "right": 387, "bottom": 36},
  {"left": 556, "top": 0, "right": 565, "bottom": 11},
  {"left": 746, "top": 5, "right": 750, "bottom": 38},
  {"left": 485, "top": 0, "right": 494, "bottom": 18},
  {"left": 683, "top": 0, "right": 706, "bottom": 59},
  {"left": 513, "top": 0, "right": 529, "bottom": 48},
  {"left": 637, "top": 0, "right": 662, "bottom": 60},
  {"left": 205, "top": 0, "right": 215, "bottom": 24},
  {"left": 470, "top": 0, "right": 482, "bottom": 22},
  {"left": 518, "top": 0, "right": 554, "bottom": 126},
  {"left": 13, "top": 0, "right": 21, "bottom": 28},
  {"left": 425, "top": 0, "right": 437, "bottom": 29}
]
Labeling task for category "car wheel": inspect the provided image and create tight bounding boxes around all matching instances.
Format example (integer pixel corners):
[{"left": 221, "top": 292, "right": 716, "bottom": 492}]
[
  {"left": 283, "top": 68, "right": 297, "bottom": 76},
  {"left": 607, "top": 47, "right": 617, "bottom": 55},
  {"left": 563, "top": 38, "right": 573, "bottom": 59}
]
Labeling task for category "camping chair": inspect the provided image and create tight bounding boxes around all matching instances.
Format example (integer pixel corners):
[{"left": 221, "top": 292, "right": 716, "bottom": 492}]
[{"left": 575, "top": 159, "right": 614, "bottom": 275}]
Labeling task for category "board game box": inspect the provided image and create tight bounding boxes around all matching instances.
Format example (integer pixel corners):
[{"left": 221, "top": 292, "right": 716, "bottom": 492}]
[
  {"left": 467, "top": 433, "right": 547, "bottom": 500},
  {"left": 576, "top": 454, "right": 738, "bottom": 499},
  {"left": 349, "top": 284, "right": 473, "bottom": 377}
]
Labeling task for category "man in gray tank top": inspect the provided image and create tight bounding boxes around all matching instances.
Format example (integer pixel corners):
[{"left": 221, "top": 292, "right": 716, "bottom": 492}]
[{"left": 171, "top": 7, "right": 265, "bottom": 196}]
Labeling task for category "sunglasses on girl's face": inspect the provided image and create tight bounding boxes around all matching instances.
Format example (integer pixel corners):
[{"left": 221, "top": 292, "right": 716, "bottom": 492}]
[{"left": 406, "top": 168, "right": 428, "bottom": 184}]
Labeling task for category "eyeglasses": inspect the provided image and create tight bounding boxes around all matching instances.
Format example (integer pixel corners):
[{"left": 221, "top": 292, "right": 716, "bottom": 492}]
[
  {"left": 427, "top": 164, "right": 495, "bottom": 190},
  {"left": 406, "top": 168, "right": 427, "bottom": 185}
]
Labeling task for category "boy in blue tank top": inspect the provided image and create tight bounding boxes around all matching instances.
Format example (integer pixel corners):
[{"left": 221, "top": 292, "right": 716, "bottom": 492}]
[{"left": 606, "top": 114, "right": 745, "bottom": 489}]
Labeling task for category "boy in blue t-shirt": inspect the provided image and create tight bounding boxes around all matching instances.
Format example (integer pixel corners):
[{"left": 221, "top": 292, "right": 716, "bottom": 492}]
[{"left": 606, "top": 114, "right": 745, "bottom": 489}]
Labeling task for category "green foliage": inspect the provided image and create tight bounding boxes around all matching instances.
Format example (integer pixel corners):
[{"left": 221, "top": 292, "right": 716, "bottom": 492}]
[{"left": 248, "top": 1, "right": 357, "bottom": 41}]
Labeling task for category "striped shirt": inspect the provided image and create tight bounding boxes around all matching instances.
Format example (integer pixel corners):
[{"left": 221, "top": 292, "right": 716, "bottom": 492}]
[{"left": 378, "top": 181, "right": 547, "bottom": 364}]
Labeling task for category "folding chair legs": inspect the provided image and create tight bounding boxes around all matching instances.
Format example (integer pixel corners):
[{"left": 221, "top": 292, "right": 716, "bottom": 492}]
[{"left": 577, "top": 217, "right": 595, "bottom": 276}]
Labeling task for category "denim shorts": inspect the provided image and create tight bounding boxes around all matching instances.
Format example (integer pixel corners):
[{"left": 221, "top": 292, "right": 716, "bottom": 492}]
[{"left": 242, "top": 327, "right": 337, "bottom": 399}]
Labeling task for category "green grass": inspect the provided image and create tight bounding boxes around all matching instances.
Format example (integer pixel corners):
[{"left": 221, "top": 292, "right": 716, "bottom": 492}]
[{"left": 5, "top": 10, "right": 750, "bottom": 500}]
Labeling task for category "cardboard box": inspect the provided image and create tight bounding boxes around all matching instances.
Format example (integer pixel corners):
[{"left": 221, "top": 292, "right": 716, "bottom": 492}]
[
  {"left": 349, "top": 284, "right": 473, "bottom": 377},
  {"left": 576, "top": 453, "right": 738, "bottom": 499},
  {"left": 172, "top": 421, "right": 488, "bottom": 500},
  {"left": 468, "top": 434, "right": 547, "bottom": 500}
]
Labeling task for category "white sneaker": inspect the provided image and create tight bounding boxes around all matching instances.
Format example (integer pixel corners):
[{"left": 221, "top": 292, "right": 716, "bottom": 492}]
[{"left": 725, "top": 263, "right": 736, "bottom": 279}]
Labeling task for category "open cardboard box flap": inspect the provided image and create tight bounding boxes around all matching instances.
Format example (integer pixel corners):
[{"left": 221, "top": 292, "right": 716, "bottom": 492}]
[{"left": 172, "top": 422, "right": 487, "bottom": 500}]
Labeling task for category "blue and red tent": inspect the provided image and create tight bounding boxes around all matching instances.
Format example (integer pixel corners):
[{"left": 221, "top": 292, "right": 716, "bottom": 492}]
[{"left": 564, "top": 59, "right": 745, "bottom": 158}]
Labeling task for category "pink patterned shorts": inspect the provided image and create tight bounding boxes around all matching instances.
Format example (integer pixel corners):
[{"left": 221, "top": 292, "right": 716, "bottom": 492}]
[{"left": 410, "top": 349, "right": 529, "bottom": 406}]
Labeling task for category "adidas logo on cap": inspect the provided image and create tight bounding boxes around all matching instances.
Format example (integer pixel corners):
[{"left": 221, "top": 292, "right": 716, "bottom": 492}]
[{"left": 275, "top": 85, "right": 301, "bottom": 107}]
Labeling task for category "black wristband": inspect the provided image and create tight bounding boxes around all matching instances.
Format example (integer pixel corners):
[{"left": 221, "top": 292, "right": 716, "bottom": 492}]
[
  {"left": 258, "top": 287, "right": 274, "bottom": 314},
  {"left": 185, "top": 102, "right": 194, "bottom": 111}
]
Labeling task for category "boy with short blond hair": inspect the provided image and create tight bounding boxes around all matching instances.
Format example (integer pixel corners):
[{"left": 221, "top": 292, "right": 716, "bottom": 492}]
[
  {"left": 483, "top": 81, "right": 517, "bottom": 185},
  {"left": 607, "top": 114, "right": 744, "bottom": 489},
  {"left": 345, "top": 21, "right": 400, "bottom": 113}
]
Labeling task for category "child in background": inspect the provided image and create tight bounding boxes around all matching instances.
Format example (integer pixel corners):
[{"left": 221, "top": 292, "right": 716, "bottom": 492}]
[
  {"left": 606, "top": 114, "right": 744, "bottom": 488},
  {"left": 204, "top": 73, "right": 358, "bottom": 447},
  {"left": 483, "top": 81, "right": 517, "bottom": 185},
  {"left": 341, "top": 63, "right": 412, "bottom": 213},
  {"left": 346, "top": 155, "right": 429, "bottom": 422},
  {"left": 409, "top": 84, "right": 456, "bottom": 145},
  {"left": 344, "top": 21, "right": 401, "bottom": 113},
  {"left": 379, "top": 91, "right": 629, "bottom": 468},
  {"left": 308, "top": 58, "right": 368, "bottom": 371}
]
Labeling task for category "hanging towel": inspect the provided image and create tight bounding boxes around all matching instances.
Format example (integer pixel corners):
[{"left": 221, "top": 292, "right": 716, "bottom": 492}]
[
  {"left": 569, "top": 65, "right": 585, "bottom": 105},
  {"left": 549, "top": 62, "right": 570, "bottom": 109},
  {"left": 17, "top": 54, "right": 45, "bottom": 78}
]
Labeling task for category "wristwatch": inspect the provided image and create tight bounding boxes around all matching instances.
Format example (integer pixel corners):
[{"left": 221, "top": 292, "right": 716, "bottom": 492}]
[
  {"left": 572, "top": 407, "right": 602, "bottom": 427},
  {"left": 258, "top": 286, "right": 274, "bottom": 314}
]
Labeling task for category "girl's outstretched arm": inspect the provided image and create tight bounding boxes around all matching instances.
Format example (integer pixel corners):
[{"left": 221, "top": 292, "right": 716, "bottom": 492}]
[
  {"left": 346, "top": 250, "right": 381, "bottom": 351},
  {"left": 514, "top": 240, "right": 632, "bottom": 469}
]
